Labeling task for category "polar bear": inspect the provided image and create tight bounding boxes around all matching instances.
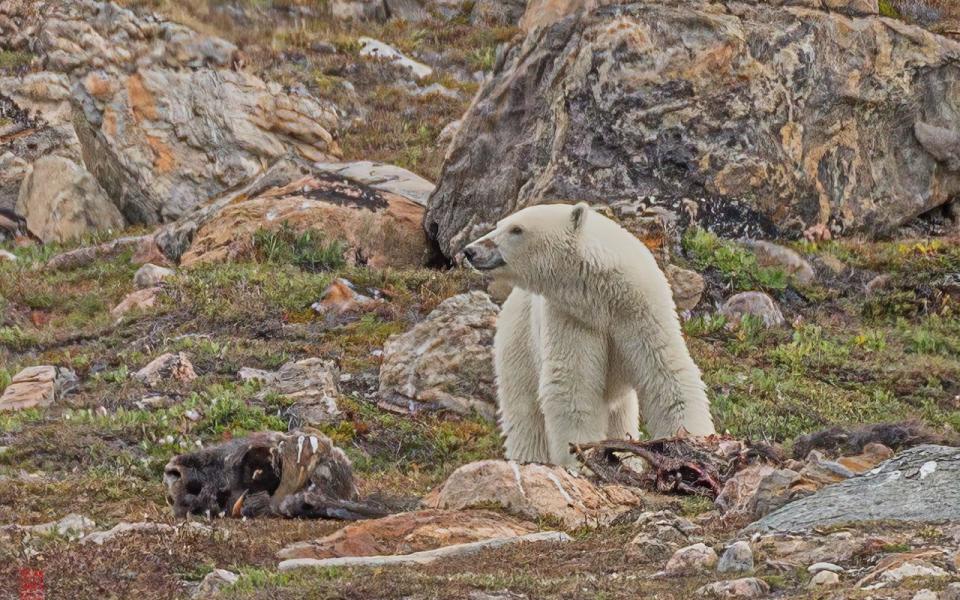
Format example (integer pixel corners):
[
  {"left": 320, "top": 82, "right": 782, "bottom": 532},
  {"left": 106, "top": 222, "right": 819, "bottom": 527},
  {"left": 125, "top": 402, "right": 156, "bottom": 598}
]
[{"left": 462, "top": 203, "right": 715, "bottom": 466}]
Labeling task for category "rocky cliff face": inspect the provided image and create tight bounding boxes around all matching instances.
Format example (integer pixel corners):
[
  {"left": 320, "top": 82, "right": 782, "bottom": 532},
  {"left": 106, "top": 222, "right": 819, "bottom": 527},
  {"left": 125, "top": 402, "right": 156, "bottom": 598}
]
[{"left": 426, "top": 0, "right": 960, "bottom": 257}]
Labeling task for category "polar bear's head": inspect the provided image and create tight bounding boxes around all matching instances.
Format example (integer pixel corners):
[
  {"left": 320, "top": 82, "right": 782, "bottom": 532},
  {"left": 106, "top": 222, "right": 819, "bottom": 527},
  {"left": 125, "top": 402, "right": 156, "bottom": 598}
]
[{"left": 461, "top": 202, "right": 590, "bottom": 289}]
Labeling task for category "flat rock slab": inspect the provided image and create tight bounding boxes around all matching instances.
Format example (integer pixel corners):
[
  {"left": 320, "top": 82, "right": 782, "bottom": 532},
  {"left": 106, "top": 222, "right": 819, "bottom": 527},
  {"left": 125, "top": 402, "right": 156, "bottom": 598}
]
[
  {"left": 312, "top": 160, "right": 435, "bottom": 207},
  {"left": 746, "top": 445, "right": 960, "bottom": 533},
  {"left": 0, "top": 366, "right": 77, "bottom": 411},
  {"left": 277, "top": 509, "right": 536, "bottom": 560}
]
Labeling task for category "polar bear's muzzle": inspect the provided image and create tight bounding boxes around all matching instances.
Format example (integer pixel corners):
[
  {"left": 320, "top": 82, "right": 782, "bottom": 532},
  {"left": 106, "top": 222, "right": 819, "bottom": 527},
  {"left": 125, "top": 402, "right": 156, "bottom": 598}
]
[{"left": 462, "top": 240, "right": 506, "bottom": 271}]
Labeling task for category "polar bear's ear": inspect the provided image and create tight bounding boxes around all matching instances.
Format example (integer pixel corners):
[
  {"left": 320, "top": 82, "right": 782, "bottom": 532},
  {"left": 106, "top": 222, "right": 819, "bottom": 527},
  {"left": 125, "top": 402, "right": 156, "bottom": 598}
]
[{"left": 571, "top": 202, "right": 589, "bottom": 232}]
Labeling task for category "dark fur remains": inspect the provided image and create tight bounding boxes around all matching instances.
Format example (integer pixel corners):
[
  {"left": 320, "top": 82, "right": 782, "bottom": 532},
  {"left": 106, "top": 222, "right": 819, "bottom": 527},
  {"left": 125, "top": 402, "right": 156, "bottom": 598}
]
[
  {"left": 163, "top": 430, "right": 387, "bottom": 520},
  {"left": 792, "top": 421, "right": 958, "bottom": 460}
]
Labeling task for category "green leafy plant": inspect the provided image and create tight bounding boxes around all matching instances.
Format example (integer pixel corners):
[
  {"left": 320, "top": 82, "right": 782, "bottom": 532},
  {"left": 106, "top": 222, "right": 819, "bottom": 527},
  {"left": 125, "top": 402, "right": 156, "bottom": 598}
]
[
  {"left": 683, "top": 229, "right": 788, "bottom": 292},
  {"left": 253, "top": 222, "right": 346, "bottom": 272}
]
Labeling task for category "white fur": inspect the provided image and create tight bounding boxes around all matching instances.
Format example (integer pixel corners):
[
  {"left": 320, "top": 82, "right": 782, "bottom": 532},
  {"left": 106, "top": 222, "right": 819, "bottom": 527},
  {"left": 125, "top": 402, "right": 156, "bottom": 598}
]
[{"left": 466, "top": 203, "right": 715, "bottom": 466}]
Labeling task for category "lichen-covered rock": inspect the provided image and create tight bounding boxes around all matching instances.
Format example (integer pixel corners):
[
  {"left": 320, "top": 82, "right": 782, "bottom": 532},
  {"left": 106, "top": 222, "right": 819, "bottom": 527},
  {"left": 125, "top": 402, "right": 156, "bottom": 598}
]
[
  {"left": 74, "top": 68, "right": 341, "bottom": 224},
  {"left": 379, "top": 291, "right": 499, "bottom": 419},
  {"left": 277, "top": 509, "right": 536, "bottom": 560},
  {"left": 0, "top": 0, "right": 341, "bottom": 225},
  {"left": 422, "top": 459, "right": 644, "bottom": 529},
  {"left": 426, "top": 0, "right": 960, "bottom": 257},
  {"left": 747, "top": 445, "right": 960, "bottom": 533},
  {"left": 717, "top": 541, "right": 754, "bottom": 574},
  {"left": 0, "top": 366, "right": 78, "bottom": 411},
  {"left": 720, "top": 292, "right": 785, "bottom": 328},
  {"left": 358, "top": 37, "right": 432, "bottom": 79},
  {"left": 179, "top": 174, "right": 427, "bottom": 269},
  {"left": 16, "top": 155, "right": 125, "bottom": 243}
]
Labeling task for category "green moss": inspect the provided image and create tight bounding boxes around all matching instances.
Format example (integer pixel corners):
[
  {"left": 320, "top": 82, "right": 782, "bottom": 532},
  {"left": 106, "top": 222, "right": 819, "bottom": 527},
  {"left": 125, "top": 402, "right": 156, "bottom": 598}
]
[
  {"left": 0, "top": 50, "right": 32, "bottom": 70},
  {"left": 682, "top": 229, "right": 788, "bottom": 292},
  {"left": 253, "top": 222, "right": 347, "bottom": 272}
]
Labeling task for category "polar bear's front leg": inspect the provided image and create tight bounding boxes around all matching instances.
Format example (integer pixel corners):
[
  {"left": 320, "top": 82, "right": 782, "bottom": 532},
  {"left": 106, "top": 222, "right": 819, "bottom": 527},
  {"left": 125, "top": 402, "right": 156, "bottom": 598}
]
[
  {"left": 611, "top": 315, "right": 715, "bottom": 439},
  {"left": 538, "top": 306, "right": 609, "bottom": 466}
]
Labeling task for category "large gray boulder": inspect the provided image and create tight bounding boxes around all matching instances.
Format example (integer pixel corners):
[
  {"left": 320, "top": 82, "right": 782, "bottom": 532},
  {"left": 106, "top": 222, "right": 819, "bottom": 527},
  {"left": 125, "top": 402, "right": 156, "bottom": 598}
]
[
  {"left": 747, "top": 445, "right": 960, "bottom": 533},
  {"left": 426, "top": 0, "right": 960, "bottom": 257},
  {"left": 379, "top": 291, "right": 499, "bottom": 419},
  {"left": 16, "top": 154, "right": 125, "bottom": 243}
]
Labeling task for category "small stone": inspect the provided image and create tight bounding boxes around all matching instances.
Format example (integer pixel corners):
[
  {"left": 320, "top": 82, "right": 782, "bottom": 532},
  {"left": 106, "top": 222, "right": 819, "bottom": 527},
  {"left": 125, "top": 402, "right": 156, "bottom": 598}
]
[
  {"left": 741, "top": 240, "right": 815, "bottom": 285},
  {"left": 717, "top": 541, "right": 754, "bottom": 574},
  {"left": 665, "top": 543, "right": 718, "bottom": 576},
  {"left": 311, "top": 278, "right": 381, "bottom": 316},
  {"left": 911, "top": 590, "right": 939, "bottom": 600},
  {"left": 358, "top": 37, "right": 432, "bottom": 79},
  {"left": 807, "top": 562, "right": 843, "bottom": 574},
  {"left": 696, "top": 577, "right": 770, "bottom": 598},
  {"left": 666, "top": 264, "right": 706, "bottom": 312},
  {"left": 134, "top": 263, "right": 174, "bottom": 289},
  {"left": 720, "top": 291, "right": 785, "bottom": 328},
  {"left": 192, "top": 569, "right": 239, "bottom": 598},
  {"left": 133, "top": 353, "right": 197, "bottom": 387},
  {"left": 134, "top": 395, "right": 174, "bottom": 410},
  {"left": 808, "top": 570, "right": 839, "bottom": 588},
  {"left": 111, "top": 287, "right": 161, "bottom": 319}
]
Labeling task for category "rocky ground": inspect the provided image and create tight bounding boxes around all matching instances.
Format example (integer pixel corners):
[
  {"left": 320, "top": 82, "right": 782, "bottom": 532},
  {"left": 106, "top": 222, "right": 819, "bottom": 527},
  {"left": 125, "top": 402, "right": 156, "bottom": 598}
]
[{"left": 2, "top": 0, "right": 960, "bottom": 598}]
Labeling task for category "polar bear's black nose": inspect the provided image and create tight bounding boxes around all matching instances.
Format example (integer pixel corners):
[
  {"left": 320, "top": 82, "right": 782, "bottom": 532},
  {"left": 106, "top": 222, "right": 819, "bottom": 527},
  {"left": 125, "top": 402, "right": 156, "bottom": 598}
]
[{"left": 463, "top": 246, "right": 477, "bottom": 263}]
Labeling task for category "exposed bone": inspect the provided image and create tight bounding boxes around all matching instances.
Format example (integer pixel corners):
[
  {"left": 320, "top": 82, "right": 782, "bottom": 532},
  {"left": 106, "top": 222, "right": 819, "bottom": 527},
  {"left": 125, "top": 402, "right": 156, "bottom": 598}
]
[
  {"left": 277, "top": 531, "right": 572, "bottom": 571},
  {"left": 573, "top": 436, "right": 781, "bottom": 499}
]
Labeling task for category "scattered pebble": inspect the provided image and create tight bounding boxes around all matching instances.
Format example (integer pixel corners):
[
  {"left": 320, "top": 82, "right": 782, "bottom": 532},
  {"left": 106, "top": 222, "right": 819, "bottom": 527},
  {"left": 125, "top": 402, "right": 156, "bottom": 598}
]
[
  {"left": 807, "top": 562, "right": 843, "bottom": 574},
  {"left": 696, "top": 577, "right": 769, "bottom": 598},
  {"left": 808, "top": 570, "right": 839, "bottom": 588},
  {"left": 665, "top": 543, "right": 718, "bottom": 576}
]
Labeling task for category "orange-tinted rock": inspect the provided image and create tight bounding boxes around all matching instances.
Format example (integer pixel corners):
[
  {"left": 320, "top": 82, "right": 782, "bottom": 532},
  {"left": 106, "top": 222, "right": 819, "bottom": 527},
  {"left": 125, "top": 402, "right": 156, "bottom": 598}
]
[{"left": 180, "top": 175, "right": 427, "bottom": 269}]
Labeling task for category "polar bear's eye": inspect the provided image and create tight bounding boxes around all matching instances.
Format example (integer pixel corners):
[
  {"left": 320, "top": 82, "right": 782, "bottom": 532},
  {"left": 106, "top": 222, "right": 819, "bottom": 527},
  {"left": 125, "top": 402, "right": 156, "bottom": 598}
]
[{"left": 509, "top": 226, "right": 524, "bottom": 235}]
